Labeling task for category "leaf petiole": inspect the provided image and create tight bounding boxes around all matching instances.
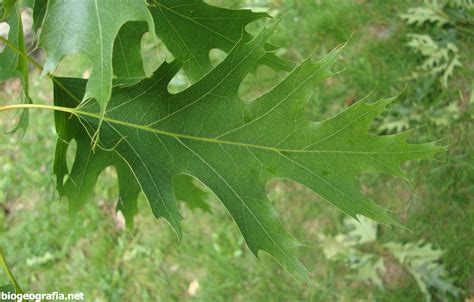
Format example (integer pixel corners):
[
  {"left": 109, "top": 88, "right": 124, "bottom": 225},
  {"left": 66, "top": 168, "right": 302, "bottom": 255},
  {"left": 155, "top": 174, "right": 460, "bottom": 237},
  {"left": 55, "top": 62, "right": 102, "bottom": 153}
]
[{"left": 0, "top": 103, "right": 76, "bottom": 115}]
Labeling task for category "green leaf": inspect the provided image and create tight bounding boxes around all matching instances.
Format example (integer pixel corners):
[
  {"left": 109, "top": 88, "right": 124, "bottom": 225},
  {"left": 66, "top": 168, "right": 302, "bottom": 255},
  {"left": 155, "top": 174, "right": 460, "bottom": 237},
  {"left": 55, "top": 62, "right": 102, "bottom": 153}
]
[
  {"left": 406, "top": 34, "right": 462, "bottom": 88},
  {"left": 112, "top": 21, "right": 148, "bottom": 84},
  {"left": 54, "top": 28, "right": 442, "bottom": 279},
  {"left": 0, "top": 3, "right": 31, "bottom": 134},
  {"left": 0, "top": 4, "right": 21, "bottom": 81},
  {"left": 348, "top": 254, "right": 386, "bottom": 289},
  {"left": 0, "top": 0, "right": 16, "bottom": 20},
  {"left": 32, "top": 0, "right": 47, "bottom": 32},
  {"left": 400, "top": 4, "right": 450, "bottom": 27},
  {"left": 345, "top": 216, "right": 378, "bottom": 244},
  {"left": 53, "top": 77, "right": 211, "bottom": 228},
  {"left": 385, "top": 241, "right": 462, "bottom": 301},
  {"left": 39, "top": 0, "right": 155, "bottom": 113},
  {"left": 149, "top": 0, "right": 294, "bottom": 80},
  {"left": 53, "top": 77, "right": 142, "bottom": 228}
]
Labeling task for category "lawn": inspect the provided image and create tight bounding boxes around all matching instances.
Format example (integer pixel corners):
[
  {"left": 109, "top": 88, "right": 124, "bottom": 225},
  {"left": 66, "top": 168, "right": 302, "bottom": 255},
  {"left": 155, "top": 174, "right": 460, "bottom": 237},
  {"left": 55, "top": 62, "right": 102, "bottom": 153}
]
[{"left": 0, "top": 0, "right": 473, "bottom": 301}]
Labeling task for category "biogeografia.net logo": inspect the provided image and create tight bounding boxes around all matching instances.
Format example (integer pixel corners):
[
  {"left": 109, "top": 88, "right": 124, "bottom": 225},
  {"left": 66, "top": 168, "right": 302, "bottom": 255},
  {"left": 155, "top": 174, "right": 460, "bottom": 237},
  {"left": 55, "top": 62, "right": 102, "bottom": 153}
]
[{"left": 1, "top": 291, "right": 84, "bottom": 302}]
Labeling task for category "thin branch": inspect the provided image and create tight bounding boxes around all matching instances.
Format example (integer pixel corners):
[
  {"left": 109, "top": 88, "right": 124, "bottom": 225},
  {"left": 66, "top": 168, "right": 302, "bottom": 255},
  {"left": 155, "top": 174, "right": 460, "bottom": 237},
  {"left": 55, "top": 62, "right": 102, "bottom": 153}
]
[{"left": 0, "top": 36, "right": 83, "bottom": 106}]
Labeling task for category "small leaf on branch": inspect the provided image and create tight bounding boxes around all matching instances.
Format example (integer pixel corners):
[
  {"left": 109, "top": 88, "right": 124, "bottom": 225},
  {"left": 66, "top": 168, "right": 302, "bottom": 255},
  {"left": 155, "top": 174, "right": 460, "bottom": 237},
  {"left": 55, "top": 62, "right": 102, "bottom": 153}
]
[
  {"left": 0, "top": 3, "right": 31, "bottom": 135},
  {"left": 39, "top": 0, "right": 155, "bottom": 113}
]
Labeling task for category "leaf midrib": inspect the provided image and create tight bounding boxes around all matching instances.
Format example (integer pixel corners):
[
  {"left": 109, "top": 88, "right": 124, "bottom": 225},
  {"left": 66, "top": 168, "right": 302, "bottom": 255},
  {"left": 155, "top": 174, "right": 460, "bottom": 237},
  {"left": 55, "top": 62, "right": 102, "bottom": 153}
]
[{"left": 74, "top": 108, "right": 429, "bottom": 156}]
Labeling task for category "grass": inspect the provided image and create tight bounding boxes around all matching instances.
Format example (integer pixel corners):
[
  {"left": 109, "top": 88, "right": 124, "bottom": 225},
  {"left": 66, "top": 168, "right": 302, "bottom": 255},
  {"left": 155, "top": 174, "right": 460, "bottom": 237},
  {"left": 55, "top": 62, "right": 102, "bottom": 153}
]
[{"left": 1, "top": 0, "right": 473, "bottom": 301}]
